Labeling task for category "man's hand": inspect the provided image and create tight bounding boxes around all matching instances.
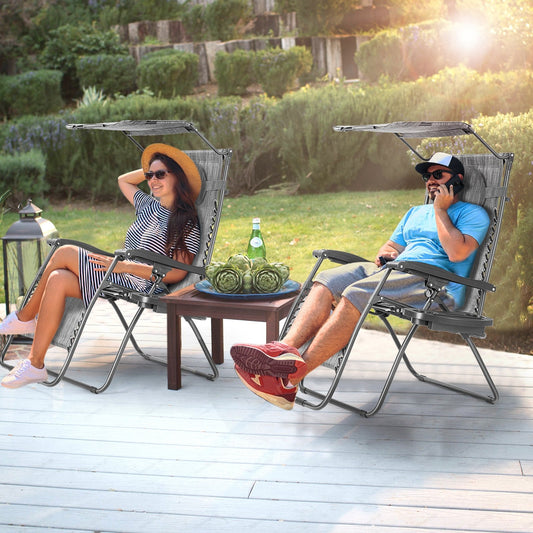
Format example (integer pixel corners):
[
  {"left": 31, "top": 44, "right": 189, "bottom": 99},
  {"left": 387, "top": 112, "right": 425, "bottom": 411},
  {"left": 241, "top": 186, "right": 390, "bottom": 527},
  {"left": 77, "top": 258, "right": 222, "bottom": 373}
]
[
  {"left": 433, "top": 182, "right": 455, "bottom": 212},
  {"left": 375, "top": 241, "right": 402, "bottom": 267}
]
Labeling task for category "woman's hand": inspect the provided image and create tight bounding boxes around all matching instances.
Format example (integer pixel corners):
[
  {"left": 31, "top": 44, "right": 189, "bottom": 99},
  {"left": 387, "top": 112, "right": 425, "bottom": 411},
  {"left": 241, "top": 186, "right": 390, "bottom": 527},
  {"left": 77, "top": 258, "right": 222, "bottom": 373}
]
[{"left": 87, "top": 253, "right": 123, "bottom": 273}]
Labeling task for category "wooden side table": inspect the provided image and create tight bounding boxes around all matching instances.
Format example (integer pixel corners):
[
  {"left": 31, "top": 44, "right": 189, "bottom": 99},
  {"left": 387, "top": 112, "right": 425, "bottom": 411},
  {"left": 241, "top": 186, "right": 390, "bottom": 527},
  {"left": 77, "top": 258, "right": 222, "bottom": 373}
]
[{"left": 161, "top": 285, "right": 299, "bottom": 390}]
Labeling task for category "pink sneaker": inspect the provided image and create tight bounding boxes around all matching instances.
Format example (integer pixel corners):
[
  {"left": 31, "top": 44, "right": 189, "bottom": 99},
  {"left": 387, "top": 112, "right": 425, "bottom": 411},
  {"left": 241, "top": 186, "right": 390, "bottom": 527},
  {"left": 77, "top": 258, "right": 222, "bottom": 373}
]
[
  {"left": 230, "top": 341, "right": 307, "bottom": 381},
  {"left": 0, "top": 312, "right": 36, "bottom": 335},
  {"left": 234, "top": 365, "right": 297, "bottom": 410},
  {"left": 1, "top": 359, "right": 48, "bottom": 389}
]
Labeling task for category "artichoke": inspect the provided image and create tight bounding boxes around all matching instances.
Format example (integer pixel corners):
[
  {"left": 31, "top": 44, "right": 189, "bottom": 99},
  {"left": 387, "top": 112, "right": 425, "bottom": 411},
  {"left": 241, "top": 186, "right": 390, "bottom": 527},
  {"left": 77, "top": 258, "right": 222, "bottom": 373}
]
[
  {"left": 251, "top": 257, "right": 268, "bottom": 270},
  {"left": 205, "top": 261, "right": 225, "bottom": 282},
  {"left": 210, "top": 265, "right": 243, "bottom": 293},
  {"left": 226, "top": 253, "right": 252, "bottom": 273},
  {"left": 252, "top": 264, "right": 284, "bottom": 293},
  {"left": 271, "top": 262, "right": 290, "bottom": 283},
  {"left": 242, "top": 271, "right": 253, "bottom": 293}
]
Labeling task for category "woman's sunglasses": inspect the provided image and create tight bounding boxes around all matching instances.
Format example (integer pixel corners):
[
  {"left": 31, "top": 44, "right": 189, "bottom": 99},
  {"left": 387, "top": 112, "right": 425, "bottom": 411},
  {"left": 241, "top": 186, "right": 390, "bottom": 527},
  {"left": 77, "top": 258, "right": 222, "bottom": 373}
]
[
  {"left": 421, "top": 169, "right": 452, "bottom": 182},
  {"left": 145, "top": 169, "right": 172, "bottom": 180}
]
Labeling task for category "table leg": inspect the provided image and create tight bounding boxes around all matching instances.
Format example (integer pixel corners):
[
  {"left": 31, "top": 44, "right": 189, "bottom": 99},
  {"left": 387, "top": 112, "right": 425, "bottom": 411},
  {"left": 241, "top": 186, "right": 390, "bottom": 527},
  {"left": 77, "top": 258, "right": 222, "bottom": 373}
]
[
  {"left": 167, "top": 306, "right": 182, "bottom": 390},
  {"left": 266, "top": 314, "right": 280, "bottom": 343},
  {"left": 211, "top": 318, "right": 224, "bottom": 364}
]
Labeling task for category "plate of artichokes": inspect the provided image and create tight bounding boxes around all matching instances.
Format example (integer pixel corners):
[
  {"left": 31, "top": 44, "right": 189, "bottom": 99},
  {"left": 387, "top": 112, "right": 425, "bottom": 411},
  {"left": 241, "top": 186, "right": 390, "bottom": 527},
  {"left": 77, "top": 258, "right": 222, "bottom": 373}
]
[{"left": 196, "top": 254, "right": 300, "bottom": 299}]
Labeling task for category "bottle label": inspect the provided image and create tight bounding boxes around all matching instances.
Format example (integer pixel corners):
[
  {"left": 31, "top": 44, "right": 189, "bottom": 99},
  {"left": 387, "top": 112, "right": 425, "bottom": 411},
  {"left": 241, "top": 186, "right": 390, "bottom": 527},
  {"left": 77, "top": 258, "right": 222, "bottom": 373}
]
[{"left": 249, "top": 237, "right": 263, "bottom": 248}]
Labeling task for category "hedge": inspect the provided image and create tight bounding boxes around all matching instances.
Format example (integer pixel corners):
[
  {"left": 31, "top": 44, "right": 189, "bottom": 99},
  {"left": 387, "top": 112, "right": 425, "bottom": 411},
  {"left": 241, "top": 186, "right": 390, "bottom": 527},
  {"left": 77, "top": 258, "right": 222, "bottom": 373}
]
[
  {"left": 0, "top": 70, "right": 63, "bottom": 118},
  {"left": 254, "top": 46, "right": 313, "bottom": 98},
  {"left": 0, "top": 150, "right": 48, "bottom": 206},
  {"left": 137, "top": 49, "right": 199, "bottom": 98},
  {"left": 215, "top": 50, "right": 256, "bottom": 96},
  {"left": 76, "top": 54, "right": 137, "bottom": 96}
]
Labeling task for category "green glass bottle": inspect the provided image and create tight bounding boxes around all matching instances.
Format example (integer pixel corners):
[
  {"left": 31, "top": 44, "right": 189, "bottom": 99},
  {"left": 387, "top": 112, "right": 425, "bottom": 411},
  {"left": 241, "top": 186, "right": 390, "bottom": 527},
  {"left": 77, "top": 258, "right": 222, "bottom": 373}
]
[{"left": 247, "top": 218, "right": 266, "bottom": 259}]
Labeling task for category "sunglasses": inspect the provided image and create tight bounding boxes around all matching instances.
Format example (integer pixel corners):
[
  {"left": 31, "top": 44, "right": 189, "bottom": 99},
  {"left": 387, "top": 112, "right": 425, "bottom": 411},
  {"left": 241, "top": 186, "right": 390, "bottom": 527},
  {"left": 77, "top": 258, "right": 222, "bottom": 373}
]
[
  {"left": 144, "top": 169, "right": 172, "bottom": 180},
  {"left": 421, "top": 169, "right": 452, "bottom": 182}
]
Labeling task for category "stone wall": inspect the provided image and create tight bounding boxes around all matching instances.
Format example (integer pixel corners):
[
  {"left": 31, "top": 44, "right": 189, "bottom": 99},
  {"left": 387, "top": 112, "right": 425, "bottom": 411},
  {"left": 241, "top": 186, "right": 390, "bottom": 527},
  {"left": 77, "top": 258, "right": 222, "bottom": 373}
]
[{"left": 132, "top": 34, "right": 370, "bottom": 85}]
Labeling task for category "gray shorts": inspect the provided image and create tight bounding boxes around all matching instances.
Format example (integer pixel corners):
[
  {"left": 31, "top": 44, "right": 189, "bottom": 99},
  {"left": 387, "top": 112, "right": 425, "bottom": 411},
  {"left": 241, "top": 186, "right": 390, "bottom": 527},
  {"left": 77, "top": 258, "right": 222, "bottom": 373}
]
[{"left": 315, "top": 261, "right": 455, "bottom": 313}]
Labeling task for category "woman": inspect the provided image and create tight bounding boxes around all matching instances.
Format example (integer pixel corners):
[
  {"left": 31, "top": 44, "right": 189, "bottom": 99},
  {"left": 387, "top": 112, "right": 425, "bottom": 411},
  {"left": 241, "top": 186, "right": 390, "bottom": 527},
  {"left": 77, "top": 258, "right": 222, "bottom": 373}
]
[{"left": 0, "top": 143, "right": 201, "bottom": 389}]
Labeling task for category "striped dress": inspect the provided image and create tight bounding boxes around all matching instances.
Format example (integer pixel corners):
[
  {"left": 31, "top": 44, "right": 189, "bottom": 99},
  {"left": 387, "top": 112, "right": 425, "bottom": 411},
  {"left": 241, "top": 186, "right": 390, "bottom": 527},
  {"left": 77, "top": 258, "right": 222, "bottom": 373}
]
[{"left": 78, "top": 190, "right": 201, "bottom": 308}]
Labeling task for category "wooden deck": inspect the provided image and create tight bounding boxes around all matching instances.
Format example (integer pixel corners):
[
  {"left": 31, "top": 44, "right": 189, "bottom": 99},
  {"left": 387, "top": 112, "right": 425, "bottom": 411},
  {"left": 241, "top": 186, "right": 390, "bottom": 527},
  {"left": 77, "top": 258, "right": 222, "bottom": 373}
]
[{"left": 1, "top": 299, "right": 532, "bottom": 533}]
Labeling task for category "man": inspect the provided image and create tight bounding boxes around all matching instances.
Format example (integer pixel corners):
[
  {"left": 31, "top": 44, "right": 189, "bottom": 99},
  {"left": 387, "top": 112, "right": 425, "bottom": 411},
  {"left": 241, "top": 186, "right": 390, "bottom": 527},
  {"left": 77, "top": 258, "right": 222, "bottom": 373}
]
[{"left": 231, "top": 153, "right": 490, "bottom": 410}]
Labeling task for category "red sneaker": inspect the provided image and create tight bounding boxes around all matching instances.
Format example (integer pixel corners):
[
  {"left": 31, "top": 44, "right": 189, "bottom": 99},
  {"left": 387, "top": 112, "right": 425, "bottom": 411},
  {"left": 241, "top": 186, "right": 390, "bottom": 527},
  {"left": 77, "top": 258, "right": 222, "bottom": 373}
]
[
  {"left": 230, "top": 341, "right": 307, "bottom": 381},
  {"left": 234, "top": 365, "right": 297, "bottom": 410}
]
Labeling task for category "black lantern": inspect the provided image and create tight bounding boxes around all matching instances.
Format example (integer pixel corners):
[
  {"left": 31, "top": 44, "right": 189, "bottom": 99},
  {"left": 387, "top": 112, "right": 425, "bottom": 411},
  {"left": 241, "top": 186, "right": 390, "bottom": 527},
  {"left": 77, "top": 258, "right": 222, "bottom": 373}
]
[{"left": 2, "top": 200, "right": 58, "bottom": 316}]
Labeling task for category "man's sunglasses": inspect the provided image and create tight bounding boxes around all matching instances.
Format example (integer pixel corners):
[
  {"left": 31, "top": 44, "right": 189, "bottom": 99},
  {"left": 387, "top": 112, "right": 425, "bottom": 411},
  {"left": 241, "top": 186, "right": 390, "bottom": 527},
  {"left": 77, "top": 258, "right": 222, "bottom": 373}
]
[
  {"left": 145, "top": 169, "right": 172, "bottom": 180},
  {"left": 421, "top": 169, "right": 452, "bottom": 182}
]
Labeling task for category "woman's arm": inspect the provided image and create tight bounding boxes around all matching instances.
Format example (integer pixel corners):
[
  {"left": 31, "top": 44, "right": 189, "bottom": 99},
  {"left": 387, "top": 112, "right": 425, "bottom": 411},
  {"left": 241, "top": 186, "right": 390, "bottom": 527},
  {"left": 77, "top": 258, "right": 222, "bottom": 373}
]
[
  {"left": 87, "top": 249, "right": 195, "bottom": 284},
  {"left": 118, "top": 169, "right": 145, "bottom": 205}
]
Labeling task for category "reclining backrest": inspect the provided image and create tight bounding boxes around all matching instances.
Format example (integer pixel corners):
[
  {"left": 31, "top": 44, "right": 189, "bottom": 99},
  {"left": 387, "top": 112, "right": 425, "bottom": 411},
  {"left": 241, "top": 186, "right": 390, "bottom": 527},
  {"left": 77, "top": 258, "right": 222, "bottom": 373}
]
[
  {"left": 164, "top": 149, "right": 227, "bottom": 294},
  {"left": 457, "top": 153, "right": 509, "bottom": 314}
]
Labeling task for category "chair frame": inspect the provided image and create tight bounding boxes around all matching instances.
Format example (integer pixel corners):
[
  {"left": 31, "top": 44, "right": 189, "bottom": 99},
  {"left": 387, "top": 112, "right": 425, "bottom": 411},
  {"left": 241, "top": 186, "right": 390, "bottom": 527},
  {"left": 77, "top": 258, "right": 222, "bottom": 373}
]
[
  {"left": 280, "top": 121, "right": 513, "bottom": 416},
  {"left": 1, "top": 120, "right": 232, "bottom": 393}
]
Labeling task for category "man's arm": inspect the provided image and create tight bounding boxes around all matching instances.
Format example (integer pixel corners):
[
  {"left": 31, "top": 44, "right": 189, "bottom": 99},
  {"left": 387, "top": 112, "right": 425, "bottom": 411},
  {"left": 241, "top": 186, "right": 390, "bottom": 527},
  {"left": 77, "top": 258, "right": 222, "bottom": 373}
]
[
  {"left": 374, "top": 240, "right": 404, "bottom": 267},
  {"left": 433, "top": 183, "right": 479, "bottom": 262}
]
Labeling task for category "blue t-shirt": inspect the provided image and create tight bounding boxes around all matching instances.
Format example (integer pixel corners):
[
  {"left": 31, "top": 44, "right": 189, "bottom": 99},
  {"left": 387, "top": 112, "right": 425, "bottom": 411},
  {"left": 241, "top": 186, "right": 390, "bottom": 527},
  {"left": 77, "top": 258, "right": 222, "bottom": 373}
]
[{"left": 389, "top": 201, "right": 490, "bottom": 307}]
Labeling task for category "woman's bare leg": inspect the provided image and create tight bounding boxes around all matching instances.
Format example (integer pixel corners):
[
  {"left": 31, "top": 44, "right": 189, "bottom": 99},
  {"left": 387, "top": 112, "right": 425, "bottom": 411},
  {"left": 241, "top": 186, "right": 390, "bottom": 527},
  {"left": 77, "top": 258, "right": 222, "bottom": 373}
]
[
  {"left": 17, "top": 245, "right": 80, "bottom": 322},
  {"left": 28, "top": 269, "right": 83, "bottom": 369}
]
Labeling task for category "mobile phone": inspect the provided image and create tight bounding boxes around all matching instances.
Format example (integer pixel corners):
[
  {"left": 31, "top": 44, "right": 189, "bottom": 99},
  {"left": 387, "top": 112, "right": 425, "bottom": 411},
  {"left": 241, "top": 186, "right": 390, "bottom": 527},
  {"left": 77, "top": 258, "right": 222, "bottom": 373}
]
[{"left": 444, "top": 174, "right": 464, "bottom": 196}]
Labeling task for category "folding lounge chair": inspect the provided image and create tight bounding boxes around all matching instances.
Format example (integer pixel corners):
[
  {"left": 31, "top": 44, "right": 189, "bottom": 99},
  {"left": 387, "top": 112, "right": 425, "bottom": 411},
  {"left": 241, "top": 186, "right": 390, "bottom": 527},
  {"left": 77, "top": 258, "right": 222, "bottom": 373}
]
[
  {"left": 0, "top": 120, "right": 232, "bottom": 393},
  {"left": 280, "top": 121, "right": 513, "bottom": 416}
]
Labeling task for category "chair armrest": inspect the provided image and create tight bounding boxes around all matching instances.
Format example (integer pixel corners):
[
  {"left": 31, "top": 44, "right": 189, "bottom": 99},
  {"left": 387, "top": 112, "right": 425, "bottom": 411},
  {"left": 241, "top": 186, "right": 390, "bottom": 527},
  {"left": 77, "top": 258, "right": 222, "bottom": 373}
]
[
  {"left": 47, "top": 238, "right": 114, "bottom": 257},
  {"left": 114, "top": 248, "right": 206, "bottom": 277},
  {"left": 387, "top": 260, "right": 496, "bottom": 293},
  {"left": 313, "top": 249, "right": 370, "bottom": 265}
]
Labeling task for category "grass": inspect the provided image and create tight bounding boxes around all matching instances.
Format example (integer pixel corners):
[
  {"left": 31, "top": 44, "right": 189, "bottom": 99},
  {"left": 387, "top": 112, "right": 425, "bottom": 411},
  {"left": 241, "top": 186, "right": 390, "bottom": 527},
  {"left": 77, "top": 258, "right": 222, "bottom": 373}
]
[
  {"left": 2, "top": 188, "right": 530, "bottom": 353},
  {"left": 0, "top": 189, "right": 418, "bottom": 335},
  {"left": 0, "top": 189, "right": 419, "bottom": 309},
  {"left": 0, "top": 189, "right": 420, "bottom": 300}
]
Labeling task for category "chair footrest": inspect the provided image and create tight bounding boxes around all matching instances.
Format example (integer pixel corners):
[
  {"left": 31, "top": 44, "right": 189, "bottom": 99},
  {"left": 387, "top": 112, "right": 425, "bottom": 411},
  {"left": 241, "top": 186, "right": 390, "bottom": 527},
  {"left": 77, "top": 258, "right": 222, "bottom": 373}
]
[{"left": 401, "top": 308, "right": 492, "bottom": 337}]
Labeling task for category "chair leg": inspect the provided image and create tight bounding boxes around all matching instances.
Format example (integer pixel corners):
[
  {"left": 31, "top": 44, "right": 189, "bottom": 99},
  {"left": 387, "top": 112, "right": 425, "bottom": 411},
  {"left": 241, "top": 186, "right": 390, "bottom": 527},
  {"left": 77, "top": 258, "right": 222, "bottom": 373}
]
[
  {"left": 379, "top": 314, "right": 498, "bottom": 404},
  {"left": 109, "top": 300, "right": 219, "bottom": 382}
]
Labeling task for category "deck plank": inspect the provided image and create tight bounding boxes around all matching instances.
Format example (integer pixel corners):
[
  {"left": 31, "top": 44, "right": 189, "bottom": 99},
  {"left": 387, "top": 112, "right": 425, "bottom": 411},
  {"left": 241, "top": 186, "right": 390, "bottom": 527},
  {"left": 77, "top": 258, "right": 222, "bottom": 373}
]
[{"left": 1, "top": 300, "right": 532, "bottom": 532}]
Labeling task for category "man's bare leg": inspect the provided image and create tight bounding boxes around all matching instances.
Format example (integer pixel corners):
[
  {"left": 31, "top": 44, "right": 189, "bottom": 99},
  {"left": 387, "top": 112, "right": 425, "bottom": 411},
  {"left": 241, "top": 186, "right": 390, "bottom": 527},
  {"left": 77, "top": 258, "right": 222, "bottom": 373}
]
[
  {"left": 282, "top": 282, "right": 335, "bottom": 349},
  {"left": 290, "top": 296, "right": 361, "bottom": 385}
]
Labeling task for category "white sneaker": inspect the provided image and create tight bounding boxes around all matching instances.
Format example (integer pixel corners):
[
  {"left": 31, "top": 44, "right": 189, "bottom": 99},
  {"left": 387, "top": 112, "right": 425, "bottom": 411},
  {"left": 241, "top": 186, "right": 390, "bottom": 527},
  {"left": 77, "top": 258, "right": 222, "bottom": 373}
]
[
  {"left": 1, "top": 359, "right": 48, "bottom": 389},
  {"left": 0, "top": 312, "right": 36, "bottom": 335}
]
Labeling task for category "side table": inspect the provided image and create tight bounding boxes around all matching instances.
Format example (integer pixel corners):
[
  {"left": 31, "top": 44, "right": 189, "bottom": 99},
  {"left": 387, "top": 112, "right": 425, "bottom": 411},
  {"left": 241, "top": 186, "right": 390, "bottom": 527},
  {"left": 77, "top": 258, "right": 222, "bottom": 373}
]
[{"left": 161, "top": 285, "right": 299, "bottom": 390}]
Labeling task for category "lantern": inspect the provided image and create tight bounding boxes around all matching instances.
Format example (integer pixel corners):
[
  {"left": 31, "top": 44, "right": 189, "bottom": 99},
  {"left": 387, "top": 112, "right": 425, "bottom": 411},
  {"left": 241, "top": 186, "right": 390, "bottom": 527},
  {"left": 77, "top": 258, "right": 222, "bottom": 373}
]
[{"left": 2, "top": 200, "right": 58, "bottom": 316}]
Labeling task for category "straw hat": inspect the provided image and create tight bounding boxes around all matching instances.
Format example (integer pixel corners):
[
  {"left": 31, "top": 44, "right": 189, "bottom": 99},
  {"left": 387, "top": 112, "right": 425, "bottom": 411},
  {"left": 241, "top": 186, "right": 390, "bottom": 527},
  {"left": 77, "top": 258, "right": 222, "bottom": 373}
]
[{"left": 141, "top": 143, "right": 202, "bottom": 201}]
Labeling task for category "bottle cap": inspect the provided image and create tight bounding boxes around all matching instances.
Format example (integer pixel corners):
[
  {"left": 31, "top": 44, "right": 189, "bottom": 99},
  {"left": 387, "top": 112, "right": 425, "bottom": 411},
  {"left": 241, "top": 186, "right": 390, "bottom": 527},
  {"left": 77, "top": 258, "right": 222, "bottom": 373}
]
[{"left": 252, "top": 218, "right": 260, "bottom": 224}]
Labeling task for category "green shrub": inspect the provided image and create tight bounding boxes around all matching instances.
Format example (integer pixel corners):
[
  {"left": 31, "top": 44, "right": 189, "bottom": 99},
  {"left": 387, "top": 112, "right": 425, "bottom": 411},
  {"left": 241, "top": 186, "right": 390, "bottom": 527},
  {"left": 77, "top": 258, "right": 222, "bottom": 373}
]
[
  {"left": 292, "top": 0, "right": 355, "bottom": 35},
  {"left": 41, "top": 23, "right": 127, "bottom": 99},
  {"left": 76, "top": 54, "right": 137, "bottom": 96},
  {"left": 137, "top": 49, "right": 199, "bottom": 98},
  {"left": 182, "top": 4, "right": 207, "bottom": 42},
  {"left": 205, "top": 0, "right": 252, "bottom": 41},
  {"left": 416, "top": 111, "right": 533, "bottom": 333},
  {"left": 0, "top": 70, "right": 63, "bottom": 118},
  {"left": 254, "top": 46, "right": 313, "bottom": 98},
  {"left": 215, "top": 50, "right": 256, "bottom": 96},
  {"left": 0, "top": 150, "right": 48, "bottom": 206}
]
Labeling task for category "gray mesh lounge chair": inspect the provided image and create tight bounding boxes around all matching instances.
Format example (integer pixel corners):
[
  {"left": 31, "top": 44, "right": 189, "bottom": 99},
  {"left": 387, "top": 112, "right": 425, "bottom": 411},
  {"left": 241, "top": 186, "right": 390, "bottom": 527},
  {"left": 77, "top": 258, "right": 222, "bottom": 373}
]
[
  {"left": 280, "top": 121, "right": 513, "bottom": 416},
  {"left": 0, "top": 120, "right": 232, "bottom": 393}
]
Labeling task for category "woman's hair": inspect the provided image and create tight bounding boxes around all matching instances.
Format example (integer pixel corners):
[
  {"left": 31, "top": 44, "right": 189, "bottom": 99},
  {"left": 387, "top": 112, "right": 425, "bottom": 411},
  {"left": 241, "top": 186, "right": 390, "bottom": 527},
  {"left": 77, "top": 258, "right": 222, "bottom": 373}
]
[{"left": 150, "top": 152, "right": 199, "bottom": 258}]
